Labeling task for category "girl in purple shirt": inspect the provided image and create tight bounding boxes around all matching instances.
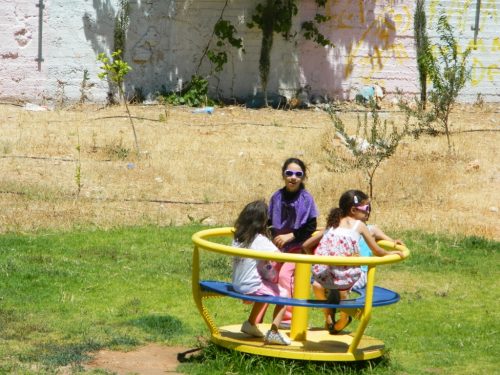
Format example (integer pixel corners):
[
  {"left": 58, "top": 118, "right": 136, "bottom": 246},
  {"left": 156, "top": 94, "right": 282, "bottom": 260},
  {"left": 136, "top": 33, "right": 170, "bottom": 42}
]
[{"left": 266, "top": 158, "right": 318, "bottom": 325}]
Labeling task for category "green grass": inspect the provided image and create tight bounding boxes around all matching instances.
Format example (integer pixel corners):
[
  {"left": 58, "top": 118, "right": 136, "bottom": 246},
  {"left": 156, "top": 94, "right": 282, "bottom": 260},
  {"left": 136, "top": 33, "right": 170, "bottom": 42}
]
[{"left": 0, "top": 226, "right": 498, "bottom": 374}]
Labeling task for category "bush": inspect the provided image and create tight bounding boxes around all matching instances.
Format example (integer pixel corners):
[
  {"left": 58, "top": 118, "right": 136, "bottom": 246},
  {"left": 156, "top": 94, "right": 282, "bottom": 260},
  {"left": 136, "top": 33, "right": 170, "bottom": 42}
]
[{"left": 160, "top": 75, "right": 214, "bottom": 107}]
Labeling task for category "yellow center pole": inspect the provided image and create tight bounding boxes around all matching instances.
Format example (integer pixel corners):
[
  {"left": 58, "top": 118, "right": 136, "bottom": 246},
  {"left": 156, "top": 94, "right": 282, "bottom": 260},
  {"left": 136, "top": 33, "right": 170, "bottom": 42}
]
[{"left": 290, "top": 262, "right": 311, "bottom": 341}]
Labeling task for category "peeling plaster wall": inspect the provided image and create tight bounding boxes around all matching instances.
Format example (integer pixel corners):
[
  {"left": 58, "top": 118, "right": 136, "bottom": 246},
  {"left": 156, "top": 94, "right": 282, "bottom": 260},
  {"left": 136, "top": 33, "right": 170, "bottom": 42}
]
[
  {"left": 0, "top": 1, "right": 47, "bottom": 101},
  {"left": 0, "top": 0, "right": 498, "bottom": 104}
]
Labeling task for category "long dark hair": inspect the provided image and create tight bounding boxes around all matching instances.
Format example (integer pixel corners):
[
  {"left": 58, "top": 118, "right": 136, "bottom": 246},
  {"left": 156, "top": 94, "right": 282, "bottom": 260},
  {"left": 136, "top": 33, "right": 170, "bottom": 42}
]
[
  {"left": 233, "top": 200, "right": 270, "bottom": 248},
  {"left": 326, "top": 190, "right": 369, "bottom": 228}
]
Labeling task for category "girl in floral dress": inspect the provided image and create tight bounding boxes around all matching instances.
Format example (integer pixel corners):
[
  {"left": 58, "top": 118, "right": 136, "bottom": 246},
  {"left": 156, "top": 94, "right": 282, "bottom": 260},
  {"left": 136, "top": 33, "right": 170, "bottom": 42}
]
[{"left": 311, "top": 190, "right": 403, "bottom": 334}]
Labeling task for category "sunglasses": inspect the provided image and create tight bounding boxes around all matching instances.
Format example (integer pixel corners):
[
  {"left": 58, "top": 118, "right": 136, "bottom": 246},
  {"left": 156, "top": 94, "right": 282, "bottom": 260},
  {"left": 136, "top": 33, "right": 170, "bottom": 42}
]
[
  {"left": 355, "top": 204, "right": 371, "bottom": 213},
  {"left": 284, "top": 170, "right": 304, "bottom": 178}
]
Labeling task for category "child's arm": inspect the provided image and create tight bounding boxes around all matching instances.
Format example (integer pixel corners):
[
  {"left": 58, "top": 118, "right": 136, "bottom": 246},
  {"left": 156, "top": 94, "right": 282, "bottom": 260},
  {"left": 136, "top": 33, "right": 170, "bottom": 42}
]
[
  {"left": 273, "top": 217, "right": 317, "bottom": 249},
  {"left": 359, "top": 223, "right": 404, "bottom": 258},
  {"left": 370, "top": 224, "right": 404, "bottom": 246},
  {"left": 302, "top": 230, "right": 324, "bottom": 254}
]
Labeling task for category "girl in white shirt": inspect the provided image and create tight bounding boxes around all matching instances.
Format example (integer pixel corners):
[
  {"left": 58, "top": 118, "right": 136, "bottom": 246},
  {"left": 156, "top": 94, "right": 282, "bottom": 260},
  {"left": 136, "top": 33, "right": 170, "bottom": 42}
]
[{"left": 232, "top": 200, "right": 291, "bottom": 345}]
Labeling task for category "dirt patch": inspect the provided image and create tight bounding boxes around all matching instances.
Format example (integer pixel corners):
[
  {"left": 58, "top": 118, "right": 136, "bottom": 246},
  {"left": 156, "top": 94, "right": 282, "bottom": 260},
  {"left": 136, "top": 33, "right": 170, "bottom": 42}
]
[{"left": 83, "top": 344, "right": 193, "bottom": 375}]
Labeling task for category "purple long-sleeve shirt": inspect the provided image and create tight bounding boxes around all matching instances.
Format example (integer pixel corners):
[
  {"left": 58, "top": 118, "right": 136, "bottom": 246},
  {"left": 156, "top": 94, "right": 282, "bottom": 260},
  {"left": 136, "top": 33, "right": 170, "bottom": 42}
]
[{"left": 269, "top": 187, "right": 318, "bottom": 251}]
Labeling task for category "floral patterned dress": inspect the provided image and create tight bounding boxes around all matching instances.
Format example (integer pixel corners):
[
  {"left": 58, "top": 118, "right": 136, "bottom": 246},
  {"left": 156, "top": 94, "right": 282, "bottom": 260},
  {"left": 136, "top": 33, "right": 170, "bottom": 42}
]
[{"left": 312, "top": 221, "right": 363, "bottom": 291}]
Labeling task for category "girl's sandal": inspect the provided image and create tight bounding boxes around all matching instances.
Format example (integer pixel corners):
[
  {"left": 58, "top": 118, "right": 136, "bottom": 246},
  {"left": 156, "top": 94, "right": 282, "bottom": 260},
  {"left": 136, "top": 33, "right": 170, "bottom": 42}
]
[
  {"left": 327, "top": 322, "right": 337, "bottom": 335},
  {"left": 329, "top": 316, "right": 352, "bottom": 335}
]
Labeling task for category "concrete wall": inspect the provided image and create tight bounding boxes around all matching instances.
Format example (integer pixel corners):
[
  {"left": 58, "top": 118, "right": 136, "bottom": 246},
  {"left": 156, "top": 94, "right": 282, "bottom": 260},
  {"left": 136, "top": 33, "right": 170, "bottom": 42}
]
[{"left": 0, "top": 0, "right": 498, "bottom": 104}]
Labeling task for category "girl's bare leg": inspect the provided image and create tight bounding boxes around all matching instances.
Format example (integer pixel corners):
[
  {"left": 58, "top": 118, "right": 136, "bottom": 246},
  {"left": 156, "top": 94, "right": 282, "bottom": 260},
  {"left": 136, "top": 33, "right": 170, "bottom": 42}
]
[
  {"left": 248, "top": 302, "right": 267, "bottom": 325},
  {"left": 313, "top": 281, "right": 333, "bottom": 325},
  {"left": 333, "top": 290, "right": 351, "bottom": 332},
  {"left": 271, "top": 304, "right": 287, "bottom": 331}
]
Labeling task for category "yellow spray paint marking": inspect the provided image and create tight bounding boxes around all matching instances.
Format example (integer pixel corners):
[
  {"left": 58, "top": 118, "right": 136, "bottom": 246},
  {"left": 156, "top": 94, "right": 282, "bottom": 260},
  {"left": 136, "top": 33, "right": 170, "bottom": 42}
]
[
  {"left": 471, "top": 58, "right": 485, "bottom": 86},
  {"left": 492, "top": 37, "right": 500, "bottom": 52}
]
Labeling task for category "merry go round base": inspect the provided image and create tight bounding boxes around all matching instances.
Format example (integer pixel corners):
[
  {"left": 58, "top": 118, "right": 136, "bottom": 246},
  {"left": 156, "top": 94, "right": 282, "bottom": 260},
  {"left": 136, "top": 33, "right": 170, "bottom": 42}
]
[{"left": 210, "top": 323, "right": 386, "bottom": 361}]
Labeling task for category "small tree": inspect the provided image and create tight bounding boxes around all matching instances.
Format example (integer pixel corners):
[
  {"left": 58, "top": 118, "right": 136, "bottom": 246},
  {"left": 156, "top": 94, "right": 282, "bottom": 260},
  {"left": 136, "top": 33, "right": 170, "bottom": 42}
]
[
  {"left": 97, "top": 50, "right": 139, "bottom": 155},
  {"left": 400, "top": 13, "right": 471, "bottom": 152},
  {"left": 399, "top": 13, "right": 471, "bottom": 152},
  {"left": 414, "top": 0, "right": 430, "bottom": 108},
  {"left": 327, "top": 103, "right": 408, "bottom": 198},
  {"left": 427, "top": 14, "right": 471, "bottom": 151}
]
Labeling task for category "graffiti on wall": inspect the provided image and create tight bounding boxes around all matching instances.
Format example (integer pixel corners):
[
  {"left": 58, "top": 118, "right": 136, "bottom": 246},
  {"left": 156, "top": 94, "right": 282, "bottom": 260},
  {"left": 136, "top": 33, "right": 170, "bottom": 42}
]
[
  {"left": 323, "top": 0, "right": 414, "bottom": 87},
  {"left": 321, "top": 0, "right": 499, "bottom": 88},
  {"left": 428, "top": 0, "right": 499, "bottom": 87}
]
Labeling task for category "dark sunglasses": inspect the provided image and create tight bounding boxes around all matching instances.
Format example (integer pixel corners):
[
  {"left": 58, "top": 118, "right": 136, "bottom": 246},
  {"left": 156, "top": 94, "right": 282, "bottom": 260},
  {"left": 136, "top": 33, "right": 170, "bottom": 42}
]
[{"left": 284, "top": 170, "right": 304, "bottom": 178}]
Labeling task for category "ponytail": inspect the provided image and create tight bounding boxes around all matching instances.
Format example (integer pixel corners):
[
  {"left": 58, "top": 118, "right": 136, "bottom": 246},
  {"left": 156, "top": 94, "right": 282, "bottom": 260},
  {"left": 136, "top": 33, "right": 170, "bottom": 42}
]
[{"left": 326, "top": 207, "right": 343, "bottom": 228}]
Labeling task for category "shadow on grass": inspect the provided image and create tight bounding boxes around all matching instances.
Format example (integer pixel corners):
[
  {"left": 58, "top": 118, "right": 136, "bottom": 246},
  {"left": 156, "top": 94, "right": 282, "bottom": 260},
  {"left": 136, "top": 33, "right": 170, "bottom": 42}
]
[
  {"left": 19, "top": 335, "right": 142, "bottom": 368},
  {"left": 16, "top": 315, "right": 183, "bottom": 368},
  {"left": 20, "top": 339, "right": 104, "bottom": 367},
  {"left": 130, "top": 314, "right": 184, "bottom": 340}
]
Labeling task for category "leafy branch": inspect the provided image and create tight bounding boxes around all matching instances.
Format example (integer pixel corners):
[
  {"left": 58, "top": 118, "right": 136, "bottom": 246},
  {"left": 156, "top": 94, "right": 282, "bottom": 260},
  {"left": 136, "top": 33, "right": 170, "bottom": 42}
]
[
  {"left": 302, "top": 12, "right": 333, "bottom": 47},
  {"left": 197, "top": 0, "right": 244, "bottom": 75},
  {"left": 326, "top": 102, "right": 408, "bottom": 198}
]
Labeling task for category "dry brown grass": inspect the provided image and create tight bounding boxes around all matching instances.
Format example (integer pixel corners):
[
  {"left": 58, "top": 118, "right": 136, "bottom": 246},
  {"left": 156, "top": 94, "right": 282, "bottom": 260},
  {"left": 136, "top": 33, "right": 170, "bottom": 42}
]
[{"left": 0, "top": 102, "right": 498, "bottom": 240}]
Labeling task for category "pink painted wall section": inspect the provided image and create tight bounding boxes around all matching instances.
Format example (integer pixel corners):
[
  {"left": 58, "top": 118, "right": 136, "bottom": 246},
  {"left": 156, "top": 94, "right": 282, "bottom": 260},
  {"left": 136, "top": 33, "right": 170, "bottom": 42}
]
[
  {"left": 297, "top": 1, "right": 419, "bottom": 100},
  {"left": 0, "top": 0, "right": 498, "bottom": 103}
]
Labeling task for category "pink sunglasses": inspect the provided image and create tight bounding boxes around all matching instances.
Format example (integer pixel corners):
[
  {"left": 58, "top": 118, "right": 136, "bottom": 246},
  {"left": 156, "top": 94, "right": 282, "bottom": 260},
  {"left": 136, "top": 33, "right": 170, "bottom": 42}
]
[{"left": 355, "top": 204, "right": 371, "bottom": 213}]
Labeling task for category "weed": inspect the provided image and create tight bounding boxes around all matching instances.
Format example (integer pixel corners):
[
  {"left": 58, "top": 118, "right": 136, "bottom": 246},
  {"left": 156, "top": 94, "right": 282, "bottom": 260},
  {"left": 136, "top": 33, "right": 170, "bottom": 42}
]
[
  {"left": 188, "top": 214, "right": 210, "bottom": 224},
  {"left": 131, "top": 87, "right": 145, "bottom": 104},
  {"left": 91, "top": 131, "right": 98, "bottom": 153},
  {"left": 74, "top": 128, "right": 83, "bottom": 197},
  {"left": 1, "top": 140, "right": 12, "bottom": 154},
  {"left": 55, "top": 79, "right": 67, "bottom": 108},
  {"left": 473, "top": 93, "right": 484, "bottom": 108},
  {"left": 79, "top": 69, "right": 95, "bottom": 104},
  {"left": 104, "top": 140, "right": 130, "bottom": 160},
  {"left": 157, "top": 95, "right": 170, "bottom": 122},
  {"left": 271, "top": 120, "right": 282, "bottom": 127}
]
